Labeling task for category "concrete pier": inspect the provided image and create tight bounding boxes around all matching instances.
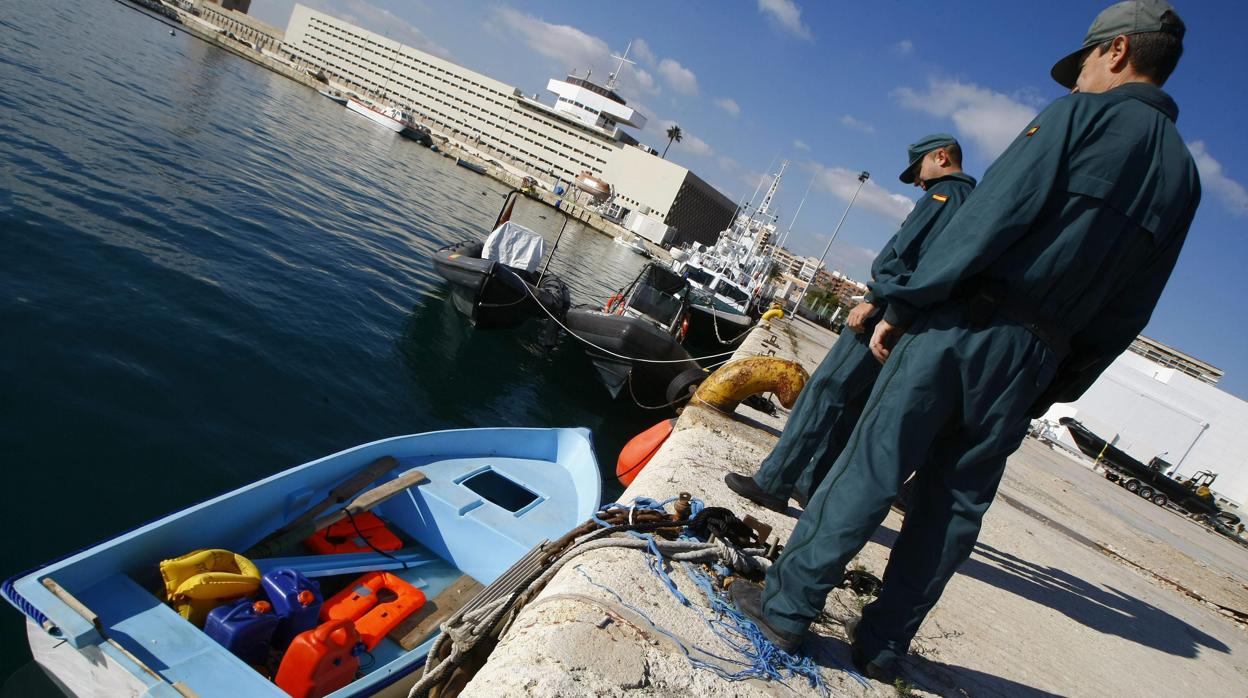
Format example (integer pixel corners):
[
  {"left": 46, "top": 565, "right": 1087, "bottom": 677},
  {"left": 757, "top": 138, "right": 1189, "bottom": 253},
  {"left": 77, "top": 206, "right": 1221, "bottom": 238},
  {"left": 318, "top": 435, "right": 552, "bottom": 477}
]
[{"left": 463, "top": 317, "right": 1248, "bottom": 697}]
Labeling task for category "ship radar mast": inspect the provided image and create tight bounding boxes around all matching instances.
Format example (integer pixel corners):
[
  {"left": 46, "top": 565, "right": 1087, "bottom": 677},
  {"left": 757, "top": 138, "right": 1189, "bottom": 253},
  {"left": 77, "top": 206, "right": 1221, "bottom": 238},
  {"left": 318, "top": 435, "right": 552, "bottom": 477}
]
[
  {"left": 606, "top": 41, "right": 635, "bottom": 90},
  {"left": 756, "top": 160, "right": 788, "bottom": 221}
]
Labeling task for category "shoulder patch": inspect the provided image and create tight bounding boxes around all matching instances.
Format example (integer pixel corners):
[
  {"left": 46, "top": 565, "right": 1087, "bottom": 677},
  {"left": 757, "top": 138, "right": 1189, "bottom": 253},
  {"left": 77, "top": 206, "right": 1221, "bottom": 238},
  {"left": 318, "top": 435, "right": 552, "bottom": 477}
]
[
  {"left": 1025, "top": 125, "right": 1039, "bottom": 137},
  {"left": 931, "top": 193, "right": 949, "bottom": 202}
]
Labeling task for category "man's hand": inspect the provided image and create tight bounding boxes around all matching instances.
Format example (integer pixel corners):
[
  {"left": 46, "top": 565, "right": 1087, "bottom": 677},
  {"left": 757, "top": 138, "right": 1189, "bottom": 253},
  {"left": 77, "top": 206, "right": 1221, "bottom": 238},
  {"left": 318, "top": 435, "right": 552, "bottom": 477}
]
[
  {"left": 845, "top": 301, "right": 876, "bottom": 334},
  {"left": 870, "top": 319, "right": 907, "bottom": 363}
]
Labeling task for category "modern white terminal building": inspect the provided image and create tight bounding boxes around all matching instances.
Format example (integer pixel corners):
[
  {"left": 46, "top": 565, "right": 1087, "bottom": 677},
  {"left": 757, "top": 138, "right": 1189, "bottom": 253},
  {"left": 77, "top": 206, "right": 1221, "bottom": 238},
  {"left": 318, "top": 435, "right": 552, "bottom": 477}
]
[
  {"left": 280, "top": 4, "right": 735, "bottom": 246},
  {"left": 1044, "top": 337, "right": 1248, "bottom": 509}
]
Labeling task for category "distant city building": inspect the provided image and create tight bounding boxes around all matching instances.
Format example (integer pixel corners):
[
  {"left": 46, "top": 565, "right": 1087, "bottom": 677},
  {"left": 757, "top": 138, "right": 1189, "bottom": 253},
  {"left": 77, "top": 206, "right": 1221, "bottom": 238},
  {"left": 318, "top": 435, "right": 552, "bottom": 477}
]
[
  {"left": 1128, "top": 335, "right": 1223, "bottom": 385},
  {"left": 187, "top": 0, "right": 281, "bottom": 50},
  {"left": 762, "top": 245, "right": 825, "bottom": 304},
  {"left": 765, "top": 245, "right": 820, "bottom": 281},
  {"left": 816, "top": 269, "right": 868, "bottom": 305},
  {"left": 281, "top": 5, "right": 735, "bottom": 245},
  {"left": 204, "top": 0, "right": 250, "bottom": 14}
]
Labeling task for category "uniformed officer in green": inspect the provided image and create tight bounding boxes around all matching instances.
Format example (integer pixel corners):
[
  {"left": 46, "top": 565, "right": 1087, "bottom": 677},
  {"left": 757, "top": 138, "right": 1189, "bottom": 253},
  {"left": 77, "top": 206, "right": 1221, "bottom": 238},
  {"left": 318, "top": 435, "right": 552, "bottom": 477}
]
[
  {"left": 731, "top": 0, "right": 1199, "bottom": 680},
  {"left": 723, "top": 135, "right": 976, "bottom": 512}
]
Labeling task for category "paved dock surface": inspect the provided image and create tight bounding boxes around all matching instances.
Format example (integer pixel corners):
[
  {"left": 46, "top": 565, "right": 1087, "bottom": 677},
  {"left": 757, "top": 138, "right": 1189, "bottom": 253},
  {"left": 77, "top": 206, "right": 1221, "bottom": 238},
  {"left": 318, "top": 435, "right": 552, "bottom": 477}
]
[{"left": 464, "top": 316, "right": 1248, "bottom": 697}]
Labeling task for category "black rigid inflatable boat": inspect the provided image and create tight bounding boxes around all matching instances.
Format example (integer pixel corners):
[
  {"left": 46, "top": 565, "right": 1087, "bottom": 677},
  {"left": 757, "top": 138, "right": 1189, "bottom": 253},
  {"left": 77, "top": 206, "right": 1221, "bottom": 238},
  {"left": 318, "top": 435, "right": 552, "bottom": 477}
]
[
  {"left": 563, "top": 263, "right": 702, "bottom": 406},
  {"left": 431, "top": 189, "right": 570, "bottom": 327},
  {"left": 432, "top": 239, "right": 569, "bottom": 327}
]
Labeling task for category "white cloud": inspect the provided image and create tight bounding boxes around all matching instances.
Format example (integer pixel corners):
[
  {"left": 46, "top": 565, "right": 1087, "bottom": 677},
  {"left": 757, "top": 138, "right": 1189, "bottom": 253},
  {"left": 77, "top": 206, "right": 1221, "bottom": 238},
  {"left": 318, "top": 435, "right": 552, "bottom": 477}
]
[
  {"left": 287, "top": 0, "right": 451, "bottom": 59},
  {"left": 840, "top": 114, "right": 876, "bottom": 134},
  {"left": 495, "top": 8, "right": 608, "bottom": 73},
  {"left": 631, "top": 37, "right": 656, "bottom": 66},
  {"left": 714, "top": 98, "right": 741, "bottom": 117},
  {"left": 657, "top": 58, "right": 699, "bottom": 95},
  {"left": 649, "top": 119, "right": 714, "bottom": 158},
  {"left": 892, "top": 39, "right": 914, "bottom": 56},
  {"left": 626, "top": 68, "right": 661, "bottom": 98},
  {"left": 812, "top": 164, "right": 915, "bottom": 222},
  {"left": 893, "top": 78, "right": 1042, "bottom": 159},
  {"left": 1189, "top": 141, "right": 1248, "bottom": 217},
  {"left": 681, "top": 133, "right": 714, "bottom": 157},
  {"left": 758, "top": 0, "right": 813, "bottom": 41},
  {"left": 717, "top": 155, "right": 741, "bottom": 172},
  {"left": 826, "top": 244, "right": 881, "bottom": 280},
  {"left": 793, "top": 139, "right": 811, "bottom": 151}
]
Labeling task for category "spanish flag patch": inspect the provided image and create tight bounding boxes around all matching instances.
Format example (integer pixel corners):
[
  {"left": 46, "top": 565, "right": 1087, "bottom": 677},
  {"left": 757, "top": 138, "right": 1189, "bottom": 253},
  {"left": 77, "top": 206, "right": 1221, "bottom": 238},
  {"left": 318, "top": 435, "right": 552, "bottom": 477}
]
[
  {"left": 932, "top": 193, "right": 949, "bottom": 202},
  {"left": 1025, "top": 125, "right": 1040, "bottom": 137}
]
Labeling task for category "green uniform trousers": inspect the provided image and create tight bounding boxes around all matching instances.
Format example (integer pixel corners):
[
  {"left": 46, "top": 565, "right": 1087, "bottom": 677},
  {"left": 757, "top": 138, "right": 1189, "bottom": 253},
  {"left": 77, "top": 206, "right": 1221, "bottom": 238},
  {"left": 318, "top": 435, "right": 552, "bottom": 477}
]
[
  {"left": 760, "top": 304, "right": 1060, "bottom": 669},
  {"left": 752, "top": 321, "right": 880, "bottom": 501}
]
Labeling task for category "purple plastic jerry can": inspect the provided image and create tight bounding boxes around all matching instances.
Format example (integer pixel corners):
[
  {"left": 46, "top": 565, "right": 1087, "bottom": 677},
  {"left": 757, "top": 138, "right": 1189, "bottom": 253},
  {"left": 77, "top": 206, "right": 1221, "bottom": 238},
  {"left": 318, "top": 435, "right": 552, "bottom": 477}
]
[
  {"left": 261, "top": 568, "right": 324, "bottom": 648},
  {"left": 204, "top": 598, "right": 279, "bottom": 665}
]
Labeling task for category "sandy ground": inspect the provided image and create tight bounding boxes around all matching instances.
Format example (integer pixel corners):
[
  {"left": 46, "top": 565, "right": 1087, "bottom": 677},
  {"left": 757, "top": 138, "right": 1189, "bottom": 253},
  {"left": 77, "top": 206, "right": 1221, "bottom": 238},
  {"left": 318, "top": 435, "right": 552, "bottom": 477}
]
[{"left": 463, "top": 317, "right": 1248, "bottom": 697}]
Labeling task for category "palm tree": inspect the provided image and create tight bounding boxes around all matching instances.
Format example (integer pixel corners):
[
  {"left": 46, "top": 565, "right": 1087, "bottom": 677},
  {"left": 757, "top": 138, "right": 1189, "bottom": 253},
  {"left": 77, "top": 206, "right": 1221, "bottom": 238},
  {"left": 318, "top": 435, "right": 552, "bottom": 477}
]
[{"left": 662, "top": 124, "right": 683, "bottom": 158}]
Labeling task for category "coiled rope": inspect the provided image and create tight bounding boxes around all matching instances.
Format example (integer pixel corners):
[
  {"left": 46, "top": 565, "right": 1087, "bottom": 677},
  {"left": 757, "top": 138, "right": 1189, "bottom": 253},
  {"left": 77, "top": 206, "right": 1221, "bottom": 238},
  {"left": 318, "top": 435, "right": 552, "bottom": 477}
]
[{"left": 407, "top": 497, "right": 841, "bottom": 697}]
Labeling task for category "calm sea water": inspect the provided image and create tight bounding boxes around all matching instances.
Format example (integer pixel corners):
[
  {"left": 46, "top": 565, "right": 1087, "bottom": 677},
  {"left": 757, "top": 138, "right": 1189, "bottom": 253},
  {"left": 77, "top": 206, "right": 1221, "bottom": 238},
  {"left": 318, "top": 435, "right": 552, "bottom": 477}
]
[{"left": 0, "top": 0, "right": 657, "bottom": 684}]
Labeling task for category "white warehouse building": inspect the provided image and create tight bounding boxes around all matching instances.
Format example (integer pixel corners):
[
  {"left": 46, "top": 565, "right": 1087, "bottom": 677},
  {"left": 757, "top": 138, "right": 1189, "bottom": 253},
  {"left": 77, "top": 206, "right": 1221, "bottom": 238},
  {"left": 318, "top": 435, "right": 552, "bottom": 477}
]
[
  {"left": 281, "top": 4, "right": 735, "bottom": 246},
  {"left": 1044, "top": 337, "right": 1248, "bottom": 509}
]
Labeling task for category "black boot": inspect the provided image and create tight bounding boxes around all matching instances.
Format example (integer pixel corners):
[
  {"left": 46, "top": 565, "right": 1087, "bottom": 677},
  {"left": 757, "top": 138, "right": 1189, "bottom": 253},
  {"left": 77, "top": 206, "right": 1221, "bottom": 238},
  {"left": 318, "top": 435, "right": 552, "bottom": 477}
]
[
  {"left": 728, "top": 581, "right": 803, "bottom": 653},
  {"left": 844, "top": 616, "right": 899, "bottom": 683},
  {"left": 724, "top": 472, "right": 788, "bottom": 513}
]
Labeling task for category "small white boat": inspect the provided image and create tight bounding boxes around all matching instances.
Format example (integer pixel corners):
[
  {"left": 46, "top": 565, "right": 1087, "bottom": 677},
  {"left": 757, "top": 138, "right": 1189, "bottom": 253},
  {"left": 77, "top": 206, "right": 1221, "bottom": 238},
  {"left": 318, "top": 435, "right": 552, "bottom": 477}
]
[
  {"left": 614, "top": 235, "right": 649, "bottom": 257},
  {"left": 318, "top": 88, "right": 350, "bottom": 105},
  {"left": 4, "top": 428, "right": 601, "bottom": 697},
  {"left": 346, "top": 97, "right": 410, "bottom": 133}
]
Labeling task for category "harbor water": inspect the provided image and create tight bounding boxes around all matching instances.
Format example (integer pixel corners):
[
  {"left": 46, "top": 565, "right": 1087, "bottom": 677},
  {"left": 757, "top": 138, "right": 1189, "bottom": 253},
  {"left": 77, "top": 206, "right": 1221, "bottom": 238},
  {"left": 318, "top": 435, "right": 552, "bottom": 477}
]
[{"left": 0, "top": 0, "right": 657, "bottom": 684}]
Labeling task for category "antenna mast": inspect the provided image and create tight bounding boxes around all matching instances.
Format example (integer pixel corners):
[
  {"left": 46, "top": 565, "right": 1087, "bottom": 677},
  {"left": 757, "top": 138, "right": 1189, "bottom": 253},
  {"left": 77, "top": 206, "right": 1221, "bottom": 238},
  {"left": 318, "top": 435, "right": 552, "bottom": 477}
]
[{"left": 606, "top": 41, "right": 635, "bottom": 90}]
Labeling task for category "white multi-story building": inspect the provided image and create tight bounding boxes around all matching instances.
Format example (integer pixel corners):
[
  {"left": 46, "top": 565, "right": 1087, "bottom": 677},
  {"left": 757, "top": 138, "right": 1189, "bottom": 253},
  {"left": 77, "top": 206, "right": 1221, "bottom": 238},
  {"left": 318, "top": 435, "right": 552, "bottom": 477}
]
[{"left": 281, "top": 5, "right": 734, "bottom": 245}]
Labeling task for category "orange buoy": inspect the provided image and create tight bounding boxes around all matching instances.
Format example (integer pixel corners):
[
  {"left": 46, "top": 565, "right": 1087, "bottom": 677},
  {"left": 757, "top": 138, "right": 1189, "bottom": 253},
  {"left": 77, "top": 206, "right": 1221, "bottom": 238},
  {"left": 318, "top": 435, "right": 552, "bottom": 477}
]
[
  {"left": 617, "top": 419, "right": 675, "bottom": 487},
  {"left": 604, "top": 293, "right": 625, "bottom": 314}
]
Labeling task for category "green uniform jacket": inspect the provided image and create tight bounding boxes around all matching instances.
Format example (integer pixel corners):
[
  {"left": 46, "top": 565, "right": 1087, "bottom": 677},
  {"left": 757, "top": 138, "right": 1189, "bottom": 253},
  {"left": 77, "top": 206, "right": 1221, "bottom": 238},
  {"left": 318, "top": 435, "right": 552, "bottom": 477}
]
[
  {"left": 868, "top": 83, "right": 1200, "bottom": 409},
  {"left": 865, "top": 172, "right": 977, "bottom": 305}
]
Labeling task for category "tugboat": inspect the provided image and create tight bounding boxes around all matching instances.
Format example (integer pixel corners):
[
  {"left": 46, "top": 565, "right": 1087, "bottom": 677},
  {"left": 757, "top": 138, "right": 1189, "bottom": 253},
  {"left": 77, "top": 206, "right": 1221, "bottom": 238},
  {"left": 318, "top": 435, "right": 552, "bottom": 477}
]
[
  {"left": 432, "top": 190, "right": 571, "bottom": 328},
  {"left": 562, "top": 263, "right": 703, "bottom": 406}
]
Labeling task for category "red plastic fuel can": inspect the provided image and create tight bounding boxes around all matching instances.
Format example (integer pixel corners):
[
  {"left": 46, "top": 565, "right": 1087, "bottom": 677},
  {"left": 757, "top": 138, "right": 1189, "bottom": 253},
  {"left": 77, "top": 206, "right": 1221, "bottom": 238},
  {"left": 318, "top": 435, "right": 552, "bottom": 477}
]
[{"left": 274, "top": 619, "right": 361, "bottom": 698}]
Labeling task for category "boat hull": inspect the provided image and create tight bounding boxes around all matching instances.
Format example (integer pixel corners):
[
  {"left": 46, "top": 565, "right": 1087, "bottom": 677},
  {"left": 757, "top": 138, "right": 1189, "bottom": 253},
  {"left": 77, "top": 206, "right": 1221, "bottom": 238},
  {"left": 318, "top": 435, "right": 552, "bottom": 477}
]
[
  {"left": 5, "top": 428, "right": 601, "bottom": 698},
  {"left": 683, "top": 301, "right": 752, "bottom": 352},
  {"left": 563, "top": 307, "right": 699, "bottom": 405},
  {"left": 456, "top": 158, "right": 488, "bottom": 175},
  {"left": 399, "top": 125, "right": 433, "bottom": 146},
  {"left": 431, "top": 241, "right": 569, "bottom": 327},
  {"left": 346, "top": 99, "right": 405, "bottom": 132}
]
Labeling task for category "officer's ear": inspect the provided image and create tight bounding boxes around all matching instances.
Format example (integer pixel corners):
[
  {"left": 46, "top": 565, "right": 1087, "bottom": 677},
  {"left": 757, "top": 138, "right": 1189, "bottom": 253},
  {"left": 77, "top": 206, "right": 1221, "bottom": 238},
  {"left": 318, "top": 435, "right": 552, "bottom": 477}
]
[{"left": 1106, "top": 35, "right": 1132, "bottom": 72}]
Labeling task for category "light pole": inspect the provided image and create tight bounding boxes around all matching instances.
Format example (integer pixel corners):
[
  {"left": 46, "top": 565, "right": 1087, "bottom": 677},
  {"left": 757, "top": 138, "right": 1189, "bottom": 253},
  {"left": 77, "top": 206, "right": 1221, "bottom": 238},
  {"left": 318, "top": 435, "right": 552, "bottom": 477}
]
[{"left": 791, "top": 170, "right": 869, "bottom": 316}]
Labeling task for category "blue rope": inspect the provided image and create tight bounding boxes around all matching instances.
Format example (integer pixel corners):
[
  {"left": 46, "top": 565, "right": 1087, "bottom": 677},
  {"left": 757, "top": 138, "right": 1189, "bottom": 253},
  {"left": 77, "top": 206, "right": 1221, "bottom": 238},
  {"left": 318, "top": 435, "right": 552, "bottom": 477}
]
[
  {"left": 574, "top": 566, "right": 753, "bottom": 675},
  {"left": 581, "top": 496, "right": 837, "bottom": 692}
]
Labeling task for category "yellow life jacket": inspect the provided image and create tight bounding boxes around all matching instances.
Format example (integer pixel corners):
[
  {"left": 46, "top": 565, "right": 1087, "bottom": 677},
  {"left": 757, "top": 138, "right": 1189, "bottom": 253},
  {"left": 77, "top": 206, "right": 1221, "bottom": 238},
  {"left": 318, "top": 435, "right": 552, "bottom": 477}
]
[{"left": 160, "top": 549, "right": 261, "bottom": 626}]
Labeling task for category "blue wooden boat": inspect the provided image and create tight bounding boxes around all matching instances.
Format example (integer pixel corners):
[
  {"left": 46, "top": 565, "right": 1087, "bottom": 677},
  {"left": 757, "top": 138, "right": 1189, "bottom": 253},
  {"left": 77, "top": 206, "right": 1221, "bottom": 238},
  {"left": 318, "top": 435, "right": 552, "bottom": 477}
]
[{"left": 4, "top": 428, "right": 600, "bottom": 697}]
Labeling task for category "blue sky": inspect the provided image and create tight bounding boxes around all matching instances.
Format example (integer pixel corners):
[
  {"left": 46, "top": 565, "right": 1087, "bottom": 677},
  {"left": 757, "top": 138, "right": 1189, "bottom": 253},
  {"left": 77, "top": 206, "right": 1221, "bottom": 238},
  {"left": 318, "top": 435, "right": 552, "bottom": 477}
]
[{"left": 251, "top": 0, "right": 1248, "bottom": 398}]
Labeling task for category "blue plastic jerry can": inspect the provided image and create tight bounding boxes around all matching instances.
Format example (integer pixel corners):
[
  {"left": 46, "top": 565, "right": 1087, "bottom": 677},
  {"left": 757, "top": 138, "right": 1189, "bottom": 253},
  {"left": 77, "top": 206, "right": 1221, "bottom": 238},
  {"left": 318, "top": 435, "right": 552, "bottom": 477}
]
[
  {"left": 262, "top": 568, "right": 324, "bottom": 648},
  {"left": 204, "top": 598, "right": 279, "bottom": 665}
]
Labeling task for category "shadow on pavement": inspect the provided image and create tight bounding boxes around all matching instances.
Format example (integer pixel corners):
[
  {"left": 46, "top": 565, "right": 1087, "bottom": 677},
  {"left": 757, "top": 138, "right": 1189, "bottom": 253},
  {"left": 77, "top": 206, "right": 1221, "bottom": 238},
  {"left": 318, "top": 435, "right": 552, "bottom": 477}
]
[{"left": 963, "top": 542, "right": 1229, "bottom": 658}]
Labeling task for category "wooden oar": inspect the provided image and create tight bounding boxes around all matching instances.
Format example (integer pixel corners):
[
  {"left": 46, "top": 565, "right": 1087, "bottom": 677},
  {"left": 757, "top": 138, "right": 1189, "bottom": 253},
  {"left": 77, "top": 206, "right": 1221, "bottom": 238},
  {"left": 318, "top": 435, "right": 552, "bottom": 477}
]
[
  {"left": 248, "top": 467, "right": 428, "bottom": 558},
  {"left": 246, "top": 455, "right": 399, "bottom": 558}
]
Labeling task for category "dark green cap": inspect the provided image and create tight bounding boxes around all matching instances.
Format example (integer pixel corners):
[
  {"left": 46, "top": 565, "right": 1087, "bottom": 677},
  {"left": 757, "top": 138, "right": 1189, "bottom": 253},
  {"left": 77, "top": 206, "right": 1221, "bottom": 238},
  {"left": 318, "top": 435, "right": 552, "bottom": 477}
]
[
  {"left": 899, "top": 133, "right": 958, "bottom": 184},
  {"left": 1050, "top": 0, "right": 1185, "bottom": 89}
]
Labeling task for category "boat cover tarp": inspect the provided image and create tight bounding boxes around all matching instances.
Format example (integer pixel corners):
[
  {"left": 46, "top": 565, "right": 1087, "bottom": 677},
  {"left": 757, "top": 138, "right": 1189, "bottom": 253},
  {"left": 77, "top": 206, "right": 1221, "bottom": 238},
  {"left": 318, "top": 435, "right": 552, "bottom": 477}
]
[{"left": 483, "top": 221, "right": 545, "bottom": 272}]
